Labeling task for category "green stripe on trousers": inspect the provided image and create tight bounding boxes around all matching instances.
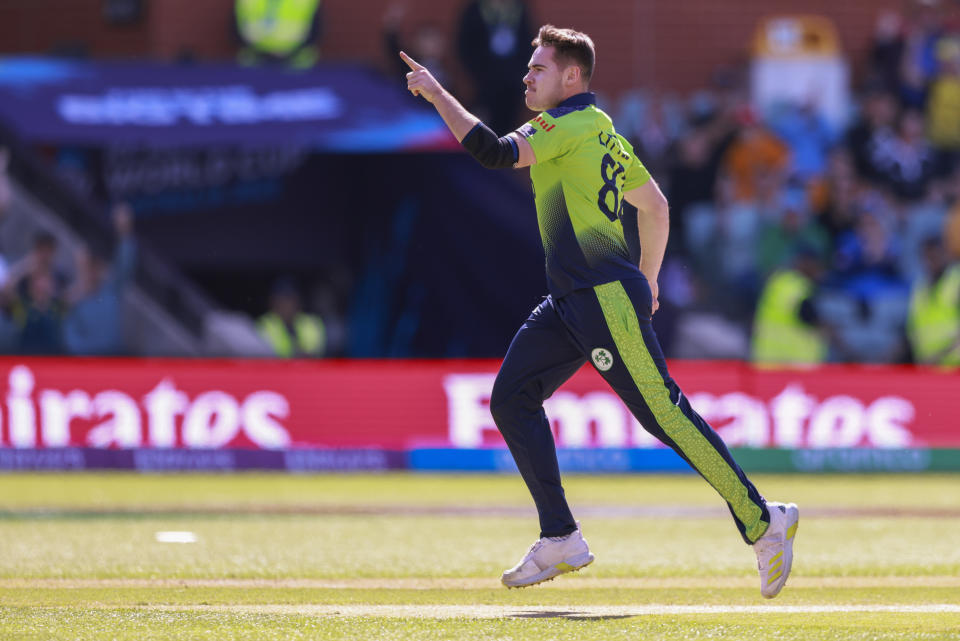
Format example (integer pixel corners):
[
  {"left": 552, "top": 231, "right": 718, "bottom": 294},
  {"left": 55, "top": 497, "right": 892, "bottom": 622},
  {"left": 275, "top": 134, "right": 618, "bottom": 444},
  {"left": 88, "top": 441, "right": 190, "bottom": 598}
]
[{"left": 594, "top": 280, "right": 766, "bottom": 542}]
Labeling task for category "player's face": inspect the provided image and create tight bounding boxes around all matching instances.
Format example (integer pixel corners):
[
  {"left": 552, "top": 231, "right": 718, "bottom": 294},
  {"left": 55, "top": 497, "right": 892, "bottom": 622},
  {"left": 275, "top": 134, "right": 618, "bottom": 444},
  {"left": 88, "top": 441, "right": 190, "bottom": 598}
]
[{"left": 523, "top": 46, "right": 566, "bottom": 111}]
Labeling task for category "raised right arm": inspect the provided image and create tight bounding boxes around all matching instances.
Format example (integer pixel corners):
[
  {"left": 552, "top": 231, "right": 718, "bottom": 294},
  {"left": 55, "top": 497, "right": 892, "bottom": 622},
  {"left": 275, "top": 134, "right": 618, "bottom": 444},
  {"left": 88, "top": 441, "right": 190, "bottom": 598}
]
[{"left": 401, "top": 51, "right": 536, "bottom": 170}]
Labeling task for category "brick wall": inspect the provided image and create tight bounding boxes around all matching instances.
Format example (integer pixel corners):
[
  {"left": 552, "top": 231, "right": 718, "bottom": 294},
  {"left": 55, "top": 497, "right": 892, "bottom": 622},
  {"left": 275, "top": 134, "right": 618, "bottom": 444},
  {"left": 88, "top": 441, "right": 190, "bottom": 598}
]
[
  {"left": 0, "top": 0, "right": 149, "bottom": 56},
  {"left": 0, "top": 0, "right": 917, "bottom": 96}
]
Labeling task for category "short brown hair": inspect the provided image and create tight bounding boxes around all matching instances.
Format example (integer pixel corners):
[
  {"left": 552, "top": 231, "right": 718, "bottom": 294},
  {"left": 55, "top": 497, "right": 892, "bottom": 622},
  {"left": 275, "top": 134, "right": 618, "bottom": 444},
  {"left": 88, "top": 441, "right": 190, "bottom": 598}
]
[{"left": 532, "top": 25, "right": 595, "bottom": 83}]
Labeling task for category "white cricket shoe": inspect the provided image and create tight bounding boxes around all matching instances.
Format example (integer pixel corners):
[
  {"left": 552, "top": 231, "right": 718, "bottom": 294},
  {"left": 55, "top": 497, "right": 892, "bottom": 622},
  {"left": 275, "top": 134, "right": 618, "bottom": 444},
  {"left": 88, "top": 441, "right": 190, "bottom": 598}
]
[
  {"left": 501, "top": 523, "right": 595, "bottom": 588},
  {"left": 753, "top": 501, "right": 799, "bottom": 598}
]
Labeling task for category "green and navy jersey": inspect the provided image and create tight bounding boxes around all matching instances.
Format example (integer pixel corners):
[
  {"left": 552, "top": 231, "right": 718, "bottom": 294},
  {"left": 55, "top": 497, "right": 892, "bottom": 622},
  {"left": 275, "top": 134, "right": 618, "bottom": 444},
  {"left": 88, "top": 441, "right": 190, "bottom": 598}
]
[{"left": 517, "top": 92, "right": 650, "bottom": 298}]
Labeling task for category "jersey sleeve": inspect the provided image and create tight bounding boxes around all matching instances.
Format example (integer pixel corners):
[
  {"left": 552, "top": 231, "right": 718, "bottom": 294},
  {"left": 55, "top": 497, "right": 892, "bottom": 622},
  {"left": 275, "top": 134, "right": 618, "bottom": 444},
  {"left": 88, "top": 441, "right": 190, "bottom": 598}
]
[
  {"left": 618, "top": 133, "right": 651, "bottom": 191},
  {"left": 516, "top": 111, "right": 571, "bottom": 163}
]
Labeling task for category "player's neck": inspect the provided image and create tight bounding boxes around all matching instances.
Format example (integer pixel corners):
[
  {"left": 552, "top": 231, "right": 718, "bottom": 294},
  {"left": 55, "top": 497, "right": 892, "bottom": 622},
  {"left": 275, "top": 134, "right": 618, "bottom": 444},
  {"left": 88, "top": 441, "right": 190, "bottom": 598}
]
[{"left": 554, "top": 86, "right": 589, "bottom": 106}]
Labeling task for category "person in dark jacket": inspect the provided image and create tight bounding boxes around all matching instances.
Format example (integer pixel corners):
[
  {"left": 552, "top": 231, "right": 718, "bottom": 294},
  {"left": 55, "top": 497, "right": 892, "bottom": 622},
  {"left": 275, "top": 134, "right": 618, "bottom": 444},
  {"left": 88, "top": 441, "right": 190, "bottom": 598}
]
[
  {"left": 63, "top": 203, "right": 137, "bottom": 356},
  {"left": 457, "top": 0, "right": 534, "bottom": 134}
]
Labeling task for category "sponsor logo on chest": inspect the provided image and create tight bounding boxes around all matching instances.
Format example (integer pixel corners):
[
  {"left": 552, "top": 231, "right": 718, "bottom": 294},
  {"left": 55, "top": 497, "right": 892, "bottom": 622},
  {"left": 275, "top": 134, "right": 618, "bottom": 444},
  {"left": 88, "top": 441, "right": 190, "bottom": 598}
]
[{"left": 532, "top": 115, "right": 555, "bottom": 132}]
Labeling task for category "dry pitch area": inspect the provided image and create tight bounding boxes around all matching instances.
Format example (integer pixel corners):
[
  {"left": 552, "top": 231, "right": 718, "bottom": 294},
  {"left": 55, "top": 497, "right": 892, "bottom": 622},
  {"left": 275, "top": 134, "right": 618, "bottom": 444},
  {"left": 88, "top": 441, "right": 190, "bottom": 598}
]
[{"left": 1, "top": 472, "right": 959, "bottom": 640}]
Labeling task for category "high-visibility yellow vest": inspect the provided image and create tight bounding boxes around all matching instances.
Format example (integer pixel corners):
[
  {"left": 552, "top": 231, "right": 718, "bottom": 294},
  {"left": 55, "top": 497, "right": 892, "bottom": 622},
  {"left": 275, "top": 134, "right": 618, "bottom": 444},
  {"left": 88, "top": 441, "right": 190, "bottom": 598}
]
[
  {"left": 907, "top": 264, "right": 960, "bottom": 366},
  {"left": 236, "top": 0, "right": 320, "bottom": 58},
  {"left": 752, "top": 269, "right": 827, "bottom": 364},
  {"left": 927, "top": 76, "right": 960, "bottom": 149},
  {"left": 257, "top": 312, "right": 325, "bottom": 358}
]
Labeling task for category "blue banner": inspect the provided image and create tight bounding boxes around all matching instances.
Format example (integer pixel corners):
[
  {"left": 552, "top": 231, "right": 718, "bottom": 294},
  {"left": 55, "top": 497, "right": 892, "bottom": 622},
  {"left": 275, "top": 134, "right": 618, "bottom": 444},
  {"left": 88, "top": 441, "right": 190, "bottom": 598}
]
[
  {"left": 0, "top": 447, "right": 955, "bottom": 473},
  {"left": 0, "top": 57, "right": 455, "bottom": 151},
  {"left": 408, "top": 448, "right": 694, "bottom": 473}
]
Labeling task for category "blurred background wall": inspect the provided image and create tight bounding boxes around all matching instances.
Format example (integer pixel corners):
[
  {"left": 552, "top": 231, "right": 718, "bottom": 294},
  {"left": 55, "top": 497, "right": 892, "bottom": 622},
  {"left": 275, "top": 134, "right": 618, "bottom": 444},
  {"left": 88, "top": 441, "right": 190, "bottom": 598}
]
[
  {"left": 0, "top": 0, "right": 905, "bottom": 93},
  {"left": 0, "top": 0, "right": 958, "bottom": 365},
  {"left": 0, "top": 0, "right": 958, "bottom": 469}
]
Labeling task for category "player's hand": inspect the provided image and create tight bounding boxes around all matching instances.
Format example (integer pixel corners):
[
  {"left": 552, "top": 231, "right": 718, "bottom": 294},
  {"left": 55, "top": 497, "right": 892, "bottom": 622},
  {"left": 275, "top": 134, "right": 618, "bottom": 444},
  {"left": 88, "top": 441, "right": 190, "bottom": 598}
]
[
  {"left": 400, "top": 51, "right": 443, "bottom": 103},
  {"left": 650, "top": 280, "right": 660, "bottom": 315}
]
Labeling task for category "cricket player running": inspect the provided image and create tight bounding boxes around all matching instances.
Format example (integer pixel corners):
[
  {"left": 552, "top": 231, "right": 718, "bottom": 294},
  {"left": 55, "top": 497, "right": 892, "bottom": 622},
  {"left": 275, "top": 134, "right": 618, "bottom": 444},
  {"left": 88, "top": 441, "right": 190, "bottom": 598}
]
[{"left": 401, "top": 25, "right": 798, "bottom": 598}]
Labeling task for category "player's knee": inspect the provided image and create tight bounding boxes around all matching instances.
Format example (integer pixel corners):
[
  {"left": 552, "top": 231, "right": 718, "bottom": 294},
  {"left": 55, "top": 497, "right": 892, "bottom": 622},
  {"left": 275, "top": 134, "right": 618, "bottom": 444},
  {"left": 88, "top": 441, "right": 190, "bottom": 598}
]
[
  {"left": 489, "top": 383, "right": 524, "bottom": 427},
  {"left": 488, "top": 384, "right": 512, "bottom": 427}
]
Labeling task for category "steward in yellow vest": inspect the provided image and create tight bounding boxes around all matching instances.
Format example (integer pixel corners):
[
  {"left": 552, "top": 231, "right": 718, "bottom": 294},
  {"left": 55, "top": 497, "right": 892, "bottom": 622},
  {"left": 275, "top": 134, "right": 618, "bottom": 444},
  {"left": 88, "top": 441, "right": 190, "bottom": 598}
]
[
  {"left": 257, "top": 279, "right": 325, "bottom": 357},
  {"left": 752, "top": 250, "right": 828, "bottom": 365},
  {"left": 907, "top": 237, "right": 960, "bottom": 366},
  {"left": 235, "top": 0, "right": 322, "bottom": 68}
]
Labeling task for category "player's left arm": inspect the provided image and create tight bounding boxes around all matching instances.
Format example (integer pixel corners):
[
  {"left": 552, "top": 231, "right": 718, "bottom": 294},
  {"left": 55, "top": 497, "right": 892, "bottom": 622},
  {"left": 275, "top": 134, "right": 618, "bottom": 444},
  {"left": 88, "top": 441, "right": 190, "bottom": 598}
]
[
  {"left": 624, "top": 179, "right": 669, "bottom": 314},
  {"left": 402, "top": 51, "right": 524, "bottom": 169}
]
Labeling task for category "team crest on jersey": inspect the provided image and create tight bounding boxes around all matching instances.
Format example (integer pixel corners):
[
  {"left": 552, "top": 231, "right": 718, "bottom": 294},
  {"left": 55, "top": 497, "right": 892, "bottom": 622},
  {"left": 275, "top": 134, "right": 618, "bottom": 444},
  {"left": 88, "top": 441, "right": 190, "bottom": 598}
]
[{"left": 591, "top": 348, "right": 614, "bottom": 371}]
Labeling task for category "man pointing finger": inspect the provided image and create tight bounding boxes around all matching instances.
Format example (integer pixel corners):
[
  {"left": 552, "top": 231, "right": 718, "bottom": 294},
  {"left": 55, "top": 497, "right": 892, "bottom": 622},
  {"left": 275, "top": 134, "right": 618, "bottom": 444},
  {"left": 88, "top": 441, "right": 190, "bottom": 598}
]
[{"left": 399, "top": 26, "right": 799, "bottom": 600}]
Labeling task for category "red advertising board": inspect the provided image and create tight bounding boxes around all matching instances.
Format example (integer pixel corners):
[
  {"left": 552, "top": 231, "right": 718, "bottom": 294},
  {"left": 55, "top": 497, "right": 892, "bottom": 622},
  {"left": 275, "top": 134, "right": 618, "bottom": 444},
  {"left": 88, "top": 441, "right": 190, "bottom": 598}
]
[{"left": 0, "top": 357, "right": 956, "bottom": 451}]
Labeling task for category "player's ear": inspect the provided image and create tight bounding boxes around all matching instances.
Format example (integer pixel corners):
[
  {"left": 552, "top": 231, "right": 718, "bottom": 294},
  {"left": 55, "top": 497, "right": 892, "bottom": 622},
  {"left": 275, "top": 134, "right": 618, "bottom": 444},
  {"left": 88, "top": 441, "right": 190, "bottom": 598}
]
[{"left": 564, "top": 65, "right": 579, "bottom": 87}]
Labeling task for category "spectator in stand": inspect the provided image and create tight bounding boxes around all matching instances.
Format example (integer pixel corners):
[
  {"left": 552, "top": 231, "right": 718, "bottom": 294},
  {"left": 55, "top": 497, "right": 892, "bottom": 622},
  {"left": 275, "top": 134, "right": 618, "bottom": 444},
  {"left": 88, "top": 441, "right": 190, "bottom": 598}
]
[
  {"left": 384, "top": 3, "right": 454, "bottom": 95},
  {"left": 234, "top": 0, "right": 322, "bottom": 68},
  {"left": 683, "top": 172, "right": 767, "bottom": 317},
  {"left": 10, "top": 270, "right": 64, "bottom": 355},
  {"left": 617, "top": 91, "right": 684, "bottom": 178},
  {"left": 926, "top": 36, "right": 960, "bottom": 150},
  {"left": 940, "top": 164, "right": 960, "bottom": 259},
  {"left": 714, "top": 173, "right": 762, "bottom": 297},
  {"left": 456, "top": 0, "right": 533, "bottom": 134},
  {"left": 870, "top": 10, "right": 907, "bottom": 94},
  {"left": 812, "top": 148, "right": 863, "bottom": 248},
  {"left": 2, "top": 231, "right": 72, "bottom": 355},
  {"left": 2, "top": 231, "right": 68, "bottom": 356},
  {"left": 667, "top": 131, "right": 721, "bottom": 251},
  {"left": 631, "top": 94, "right": 675, "bottom": 172},
  {"left": 767, "top": 100, "right": 838, "bottom": 181},
  {"left": 720, "top": 107, "right": 789, "bottom": 204},
  {"left": 897, "top": 0, "right": 953, "bottom": 108},
  {"left": 870, "top": 108, "right": 940, "bottom": 202},
  {"left": 757, "top": 188, "right": 830, "bottom": 279},
  {"left": 63, "top": 203, "right": 137, "bottom": 356},
  {"left": 831, "top": 203, "right": 908, "bottom": 303},
  {"left": 258, "top": 277, "right": 325, "bottom": 358},
  {"left": 907, "top": 235, "right": 960, "bottom": 365},
  {"left": 751, "top": 246, "right": 828, "bottom": 365},
  {"left": 946, "top": 194, "right": 960, "bottom": 258},
  {"left": 664, "top": 108, "right": 738, "bottom": 251},
  {"left": 4, "top": 231, "right": 69, "bottom": 300},
  {"left": 845, "top": 87, "right": 899, "bottom": 183}
]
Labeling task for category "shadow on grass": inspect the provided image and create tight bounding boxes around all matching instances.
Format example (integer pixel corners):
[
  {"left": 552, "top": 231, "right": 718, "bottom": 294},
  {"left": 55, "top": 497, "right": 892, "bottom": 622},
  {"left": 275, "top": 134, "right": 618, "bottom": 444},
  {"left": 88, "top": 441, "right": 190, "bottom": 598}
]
[{"left": 510, "top": 610, "right": 635, "bottom": 620}]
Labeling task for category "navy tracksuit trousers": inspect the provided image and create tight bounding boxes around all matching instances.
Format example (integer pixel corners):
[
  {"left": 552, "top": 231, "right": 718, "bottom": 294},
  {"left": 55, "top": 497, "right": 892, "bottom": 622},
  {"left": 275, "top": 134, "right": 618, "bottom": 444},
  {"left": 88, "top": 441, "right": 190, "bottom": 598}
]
[{"left": 489, "top": 277, "right": 770, "bottom": 544}]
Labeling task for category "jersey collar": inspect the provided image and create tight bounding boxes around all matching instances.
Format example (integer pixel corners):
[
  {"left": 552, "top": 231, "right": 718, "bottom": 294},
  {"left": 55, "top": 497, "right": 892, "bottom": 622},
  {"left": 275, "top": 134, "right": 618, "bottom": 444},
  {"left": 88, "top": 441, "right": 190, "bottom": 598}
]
[{"left": 556, "top": 92, "right": 596, "bottom": 109}]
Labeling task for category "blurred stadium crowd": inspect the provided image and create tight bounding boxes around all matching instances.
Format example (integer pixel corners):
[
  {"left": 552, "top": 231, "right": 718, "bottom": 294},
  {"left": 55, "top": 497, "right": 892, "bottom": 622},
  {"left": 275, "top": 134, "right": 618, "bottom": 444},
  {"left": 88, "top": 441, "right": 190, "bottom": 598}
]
[
  {"left": 0, "top": 0, "right": 958, "bottom": 366},
  {"left": 0, "top": 181, "right": 136, "bottom": 356},
  {"left": 610, "top": 6, "right": 960, "bottom": 366}
]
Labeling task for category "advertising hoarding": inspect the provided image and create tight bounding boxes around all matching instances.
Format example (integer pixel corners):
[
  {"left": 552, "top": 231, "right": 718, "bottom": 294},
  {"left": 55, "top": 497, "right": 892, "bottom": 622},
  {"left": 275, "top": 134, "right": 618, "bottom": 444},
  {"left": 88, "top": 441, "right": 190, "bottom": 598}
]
[{"left": 0, "top": 358, "right": 956, "bottom": 472}]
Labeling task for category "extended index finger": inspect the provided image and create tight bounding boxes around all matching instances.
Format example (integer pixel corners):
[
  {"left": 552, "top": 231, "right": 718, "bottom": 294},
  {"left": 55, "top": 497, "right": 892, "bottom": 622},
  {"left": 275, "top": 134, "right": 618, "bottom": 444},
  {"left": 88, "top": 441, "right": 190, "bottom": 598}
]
[{"left": 399, "top": 51, "right": 424, "bottom": 71}]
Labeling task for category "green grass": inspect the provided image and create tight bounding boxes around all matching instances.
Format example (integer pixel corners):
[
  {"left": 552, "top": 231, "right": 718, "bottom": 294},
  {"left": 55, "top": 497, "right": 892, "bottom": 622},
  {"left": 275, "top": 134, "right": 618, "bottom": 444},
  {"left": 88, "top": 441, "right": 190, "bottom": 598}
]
[
  {"left": 1, "top": 472, "right": 958, "bottom": 640},
  {"left": 0, "top": 515, "right": 958, "bottom": 579},
  {"left": 3, "top": 586, "right": 960, "bottom": 607},
  {"left": 3, "top": 472, "right": 960, "bottom": 509},
  {"left": 4, "top": 608, "right": 957, "bottom": 641}
]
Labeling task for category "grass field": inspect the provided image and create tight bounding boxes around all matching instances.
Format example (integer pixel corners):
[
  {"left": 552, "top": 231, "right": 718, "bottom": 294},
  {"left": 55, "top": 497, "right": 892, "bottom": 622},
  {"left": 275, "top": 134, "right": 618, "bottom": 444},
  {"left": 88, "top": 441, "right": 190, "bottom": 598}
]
[{"left": 1, "top": 472, "right": 959, "bottom": 640}]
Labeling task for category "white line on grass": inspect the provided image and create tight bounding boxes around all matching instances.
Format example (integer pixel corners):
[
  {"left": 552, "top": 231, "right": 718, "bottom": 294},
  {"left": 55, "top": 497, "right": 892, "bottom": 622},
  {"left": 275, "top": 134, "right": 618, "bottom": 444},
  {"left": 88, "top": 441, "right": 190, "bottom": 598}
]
[
  {"left": 154, "top": 531, "right": 197, "bottom": 543},
  {"left": 5, "top": 576, "right": 960, "bottom": 589},
  {"left": 142, "top": 604, "right": 960, "bottom": 618}
]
